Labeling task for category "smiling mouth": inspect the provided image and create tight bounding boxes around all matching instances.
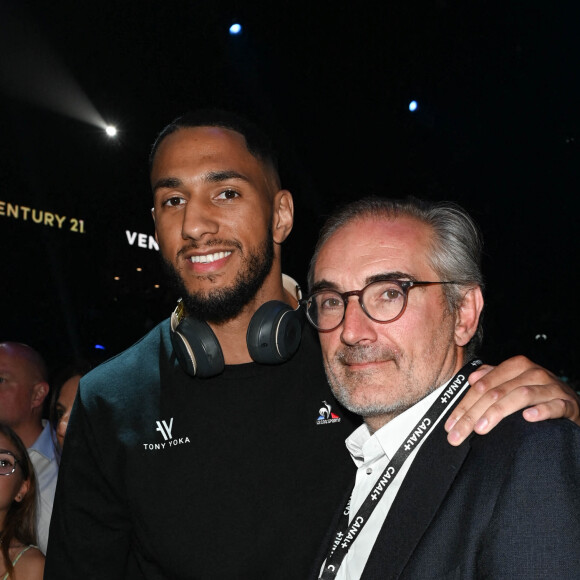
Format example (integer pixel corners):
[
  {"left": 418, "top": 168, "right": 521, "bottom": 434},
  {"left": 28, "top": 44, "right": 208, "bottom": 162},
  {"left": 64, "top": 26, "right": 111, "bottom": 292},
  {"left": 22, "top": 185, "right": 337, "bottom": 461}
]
[{"left": 188, "top": 251, "right": 232, "bottom": 264}]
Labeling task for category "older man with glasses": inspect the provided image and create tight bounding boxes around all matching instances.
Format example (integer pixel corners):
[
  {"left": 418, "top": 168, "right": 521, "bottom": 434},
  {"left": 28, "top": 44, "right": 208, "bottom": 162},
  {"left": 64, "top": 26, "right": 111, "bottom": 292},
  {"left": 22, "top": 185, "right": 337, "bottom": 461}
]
[{"left": 307, "top": 197, "right": 580, "bottom": 579}]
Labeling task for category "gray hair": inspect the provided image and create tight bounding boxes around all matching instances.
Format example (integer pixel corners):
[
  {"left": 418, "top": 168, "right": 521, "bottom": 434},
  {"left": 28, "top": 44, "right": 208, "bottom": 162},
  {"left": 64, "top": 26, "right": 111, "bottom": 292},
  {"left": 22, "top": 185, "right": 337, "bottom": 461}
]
[{"left": 307, "top": 196, "right": 484, "bottom": 359}]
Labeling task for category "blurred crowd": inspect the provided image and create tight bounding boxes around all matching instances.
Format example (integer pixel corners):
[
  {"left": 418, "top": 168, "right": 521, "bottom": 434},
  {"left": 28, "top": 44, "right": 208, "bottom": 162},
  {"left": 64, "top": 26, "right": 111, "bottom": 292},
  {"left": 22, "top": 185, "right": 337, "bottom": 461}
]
[{"left": 0, "top": 342, "right": 90, "bottom": 579}]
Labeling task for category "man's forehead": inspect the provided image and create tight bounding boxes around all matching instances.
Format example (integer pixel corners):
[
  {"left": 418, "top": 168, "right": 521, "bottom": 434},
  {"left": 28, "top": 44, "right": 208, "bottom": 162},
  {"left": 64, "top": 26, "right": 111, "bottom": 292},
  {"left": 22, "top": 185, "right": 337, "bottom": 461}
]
[
  {"left": 150, "top": 126, "right": 278, "bottom": 191},
  {"left": 314, "top": 216, "right": 434, "bottom": 283},
  {"left": 0, "top": 345, "right": 43, "bottom": 380}
]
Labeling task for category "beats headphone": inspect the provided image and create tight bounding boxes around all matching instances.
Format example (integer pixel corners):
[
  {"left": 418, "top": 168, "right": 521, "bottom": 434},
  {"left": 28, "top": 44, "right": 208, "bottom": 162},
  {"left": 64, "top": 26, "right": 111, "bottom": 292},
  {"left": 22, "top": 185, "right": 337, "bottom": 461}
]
[{"left": 170, "top": 275, "right": 304, "bottom": 378}]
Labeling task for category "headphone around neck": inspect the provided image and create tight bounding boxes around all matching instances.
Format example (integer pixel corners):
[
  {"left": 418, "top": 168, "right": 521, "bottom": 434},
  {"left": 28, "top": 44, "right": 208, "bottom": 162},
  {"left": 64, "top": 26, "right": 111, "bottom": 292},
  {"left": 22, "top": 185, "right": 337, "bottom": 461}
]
[{"left": 170, "top": 275, "right": 304, "bottom": 378}]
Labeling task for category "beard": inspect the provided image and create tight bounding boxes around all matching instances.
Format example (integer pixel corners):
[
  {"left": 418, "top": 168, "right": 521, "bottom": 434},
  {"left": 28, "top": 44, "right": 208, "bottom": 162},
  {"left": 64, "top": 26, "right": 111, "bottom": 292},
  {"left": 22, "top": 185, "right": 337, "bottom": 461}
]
[
  {"left": 323, "top": 320, "right": 457, "bottom": 424},
  {"left": 324, "top": 345, "right": 436, "bottom": 419},
  {"left": 323, "top": 344, "right": 417, "bottom": 419},
  {"left": 162, "top": 228, "right": 275, "bottom": 324}
]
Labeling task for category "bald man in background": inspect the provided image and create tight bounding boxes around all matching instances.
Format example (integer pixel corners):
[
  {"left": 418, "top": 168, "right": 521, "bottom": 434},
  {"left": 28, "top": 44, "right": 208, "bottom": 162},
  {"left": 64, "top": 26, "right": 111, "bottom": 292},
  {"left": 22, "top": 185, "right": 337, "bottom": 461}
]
[{"left": 0, "top": 342, "right": 58, "bottom": 554}]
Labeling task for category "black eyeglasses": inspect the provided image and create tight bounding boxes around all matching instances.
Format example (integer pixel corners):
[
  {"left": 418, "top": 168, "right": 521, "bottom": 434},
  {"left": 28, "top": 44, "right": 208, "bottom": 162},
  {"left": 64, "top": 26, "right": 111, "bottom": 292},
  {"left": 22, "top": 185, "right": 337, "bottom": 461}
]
[
  {"left": 0, "top": 450, "right": 20, "bottom": 476},
  {"left": 304, "top": 279, "right": 461, "bottom": 332}
]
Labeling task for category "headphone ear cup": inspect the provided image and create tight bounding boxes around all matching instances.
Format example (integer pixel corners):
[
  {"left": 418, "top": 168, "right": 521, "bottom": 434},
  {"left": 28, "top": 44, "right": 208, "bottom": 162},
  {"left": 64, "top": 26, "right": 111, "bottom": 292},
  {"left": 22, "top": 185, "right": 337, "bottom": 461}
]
[
  {"left": 247, "top": 301, "right": 302, "bottom": 364},
  {"left": 171, "top": 317, "right": 225, "bottom": 378}
]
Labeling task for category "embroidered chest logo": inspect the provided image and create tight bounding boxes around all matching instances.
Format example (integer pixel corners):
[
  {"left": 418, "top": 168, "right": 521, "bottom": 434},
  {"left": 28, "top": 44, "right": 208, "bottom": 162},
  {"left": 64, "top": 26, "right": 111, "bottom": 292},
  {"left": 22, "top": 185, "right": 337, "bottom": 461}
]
[
  {"left": 143, "top": 417, "right": 191, "bottom": 451},
  {"left": 156, "top": 418, "right": 173, "bottom": 440},
  {"left": 316, "top": 401, "right": 341, "bottom": 425}
]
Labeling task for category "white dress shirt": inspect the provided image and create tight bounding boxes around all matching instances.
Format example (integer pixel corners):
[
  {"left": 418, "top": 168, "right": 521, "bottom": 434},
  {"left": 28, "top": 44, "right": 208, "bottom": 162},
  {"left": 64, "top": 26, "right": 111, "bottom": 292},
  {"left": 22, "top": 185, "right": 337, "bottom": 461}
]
[
  {"left": 328, "top": 379, "right": 463, "bottom": 580},
  {"left": 28, "top": 420, "right": 59, "bottom": 554}
]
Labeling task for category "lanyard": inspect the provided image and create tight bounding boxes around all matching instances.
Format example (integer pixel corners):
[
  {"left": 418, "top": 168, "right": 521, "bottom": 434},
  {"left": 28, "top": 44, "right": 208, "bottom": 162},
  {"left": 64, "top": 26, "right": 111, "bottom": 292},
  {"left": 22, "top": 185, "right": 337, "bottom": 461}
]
[{"left": 319, "top": 359, "right": 483, "bottom": 579}]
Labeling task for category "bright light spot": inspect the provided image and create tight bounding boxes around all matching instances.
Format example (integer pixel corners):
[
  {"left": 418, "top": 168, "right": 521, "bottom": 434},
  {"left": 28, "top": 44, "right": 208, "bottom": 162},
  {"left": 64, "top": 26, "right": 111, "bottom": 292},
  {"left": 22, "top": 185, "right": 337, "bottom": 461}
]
[
  {"left": 94, "top": 344, "right": 106, "bottom": 350},
  {"left": 535, "top": 333, "right": 548, "bottom": 340},
  {"left": 105, "top": 125, "right": 117, "bottom": 137},
  {"left": 229, "top": 23, "right": 242, "bottom": 35},
  {"left": 114, "top": 276, "right": 120, "bottom": 281},
  {"left": 136, "top": 267, "right": 142, "bottom": 272},
  {"left": 409, "top": 100, "right": 418, "bottom": 112},
  {"left": 154, "top": 284, "right": 160, "bottom": 289}
]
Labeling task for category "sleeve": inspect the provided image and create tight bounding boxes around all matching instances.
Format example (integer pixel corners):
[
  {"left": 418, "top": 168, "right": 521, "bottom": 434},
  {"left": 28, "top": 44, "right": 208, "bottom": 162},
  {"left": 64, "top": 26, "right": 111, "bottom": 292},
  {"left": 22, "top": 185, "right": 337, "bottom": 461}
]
[
  {"left": 44, "top": 383, "right": 133, "bottom": 579},
  {"left": 477, "top": 418, "right": 580, "bottom": 577}
]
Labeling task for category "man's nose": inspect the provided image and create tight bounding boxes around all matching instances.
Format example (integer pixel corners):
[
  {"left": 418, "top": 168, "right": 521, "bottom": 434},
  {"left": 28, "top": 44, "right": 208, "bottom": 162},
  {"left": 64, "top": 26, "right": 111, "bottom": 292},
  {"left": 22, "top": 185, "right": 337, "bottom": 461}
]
[
  {"left": 181, "top": 200, "right": 220, "bottom": 240},
  {"left": 340, "top": 298, "right": 378, "bottom": 345}
]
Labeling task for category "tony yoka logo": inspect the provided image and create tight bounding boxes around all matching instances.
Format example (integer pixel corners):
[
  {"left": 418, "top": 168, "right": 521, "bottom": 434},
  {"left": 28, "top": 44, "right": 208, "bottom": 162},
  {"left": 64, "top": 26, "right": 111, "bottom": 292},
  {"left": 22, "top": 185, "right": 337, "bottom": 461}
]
[
  {"left": 156, "top": 418, "right": 173, "bottom": 440},
  {"left": 316, "top": 401, "right": 341, "bottom": 425},
  {"left": 142, "top": 417, "right": 191, "bottom": 451}
]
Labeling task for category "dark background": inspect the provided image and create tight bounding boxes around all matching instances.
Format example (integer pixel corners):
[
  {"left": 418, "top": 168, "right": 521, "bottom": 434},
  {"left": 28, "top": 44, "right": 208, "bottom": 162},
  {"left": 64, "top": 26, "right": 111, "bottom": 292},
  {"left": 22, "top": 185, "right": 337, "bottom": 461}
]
[{"left": 0, "top": 1, "right": 578, "bottom": 385}]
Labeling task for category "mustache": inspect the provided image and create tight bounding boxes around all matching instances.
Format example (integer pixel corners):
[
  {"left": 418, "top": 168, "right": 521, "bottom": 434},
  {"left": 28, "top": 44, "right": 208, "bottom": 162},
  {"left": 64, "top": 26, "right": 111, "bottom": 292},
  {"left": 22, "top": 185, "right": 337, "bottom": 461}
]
[
  {"left": 336, "top": 345, "right": 399, "bottom": 366},
  {"left": 176, "top": 239, "right": 242, "bottom": 259}
]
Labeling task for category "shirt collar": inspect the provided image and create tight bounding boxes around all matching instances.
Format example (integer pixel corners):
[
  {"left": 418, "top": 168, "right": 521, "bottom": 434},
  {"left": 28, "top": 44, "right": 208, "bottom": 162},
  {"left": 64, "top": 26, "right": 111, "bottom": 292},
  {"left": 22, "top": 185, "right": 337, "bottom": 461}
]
[
  {"left": 28, "top": 420, "right": 57, "bottom": 461},
  {"left": 345, "top": 380, "right": 450, "bottom": 468}
]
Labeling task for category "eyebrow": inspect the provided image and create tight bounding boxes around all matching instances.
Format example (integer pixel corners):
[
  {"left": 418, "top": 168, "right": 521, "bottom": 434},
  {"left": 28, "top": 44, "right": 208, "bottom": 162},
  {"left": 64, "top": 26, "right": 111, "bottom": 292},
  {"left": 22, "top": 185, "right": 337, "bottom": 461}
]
[
  {"left": 205, "top": 170, "right": 250, "bottom": 184},
  {"left": 152, "top": 170, "right": 251, "bottom": 195},
  {"left": 310, "top": 271, "right": 418, "bottom": 294},
  {"left": 152, "top": 177, "right": 183, "bottom": 193}
]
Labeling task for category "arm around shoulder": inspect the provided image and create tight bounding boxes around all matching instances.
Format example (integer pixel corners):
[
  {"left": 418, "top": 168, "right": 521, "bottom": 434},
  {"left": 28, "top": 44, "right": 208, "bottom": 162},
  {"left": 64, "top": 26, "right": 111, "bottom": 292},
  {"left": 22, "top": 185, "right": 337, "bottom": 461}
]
[{"left": 446, "top": 356, "right": 580, "bottom": 445}]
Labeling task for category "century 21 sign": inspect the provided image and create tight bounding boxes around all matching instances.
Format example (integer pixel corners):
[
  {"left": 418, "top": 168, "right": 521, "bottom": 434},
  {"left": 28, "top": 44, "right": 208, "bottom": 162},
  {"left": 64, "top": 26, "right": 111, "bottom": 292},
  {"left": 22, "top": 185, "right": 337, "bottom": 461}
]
[{"left": 0, "top": 200, "right": 85, "bottom": 233}]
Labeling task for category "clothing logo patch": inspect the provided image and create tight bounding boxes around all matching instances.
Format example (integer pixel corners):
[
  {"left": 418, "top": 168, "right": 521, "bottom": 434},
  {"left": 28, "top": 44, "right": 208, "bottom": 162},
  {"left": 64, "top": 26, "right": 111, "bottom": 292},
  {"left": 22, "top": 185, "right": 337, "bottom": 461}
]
[
  {"left": 316, "top": 401, "right": 341, "bottom": 425},
  {"left": 156, "top": 418, "right": 173, "bottom": 440},
  {"left": 142, "top": 418, "right": 191, "bottom": 451}
]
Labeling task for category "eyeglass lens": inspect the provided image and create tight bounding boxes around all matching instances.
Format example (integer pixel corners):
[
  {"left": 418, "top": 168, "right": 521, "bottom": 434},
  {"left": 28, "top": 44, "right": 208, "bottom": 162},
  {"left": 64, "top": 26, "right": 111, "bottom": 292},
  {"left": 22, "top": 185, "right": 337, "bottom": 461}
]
[
  {"left": 308, "top": 280, "right": 407, "bottom": 330},
  {"left": 0, "top": 452, "right": 17, "bottom": 475}
]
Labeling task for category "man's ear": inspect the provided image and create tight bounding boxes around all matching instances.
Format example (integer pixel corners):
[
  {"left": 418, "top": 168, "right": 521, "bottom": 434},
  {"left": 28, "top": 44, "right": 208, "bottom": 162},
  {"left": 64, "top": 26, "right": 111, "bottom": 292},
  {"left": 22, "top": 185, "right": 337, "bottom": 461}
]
[
  {"left": 454, "top": 286, "right": 484, "bottom": 347},
  {"left": 31, "top": 381, "right": 49, "bottom": 410},
  {"left": 272, "top": 190, "right": 294, "bottom": 244}
]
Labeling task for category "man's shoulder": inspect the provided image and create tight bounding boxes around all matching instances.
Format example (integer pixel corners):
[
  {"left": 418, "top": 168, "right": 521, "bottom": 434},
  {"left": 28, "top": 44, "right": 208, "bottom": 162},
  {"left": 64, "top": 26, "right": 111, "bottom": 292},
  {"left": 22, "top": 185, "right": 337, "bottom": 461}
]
[
  {"left": 80, "top": 318, "right": 171, "bottom": 397},
  {"left": 473, "top": 410, "right": 580, "bottom": 443},
  {"left": 467, "top": 411, "right": 580, "bottom": 468}
]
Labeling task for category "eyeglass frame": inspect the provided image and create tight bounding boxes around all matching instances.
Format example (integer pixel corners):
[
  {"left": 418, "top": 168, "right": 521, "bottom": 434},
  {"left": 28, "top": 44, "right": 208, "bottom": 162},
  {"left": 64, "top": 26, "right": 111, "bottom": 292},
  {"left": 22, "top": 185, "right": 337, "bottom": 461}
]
[
  {"left": 303, "top": 279, "right": 464, "bottom": 332},
  {"left": 0, "top": 450, "right": 21, "bottom": 476}
]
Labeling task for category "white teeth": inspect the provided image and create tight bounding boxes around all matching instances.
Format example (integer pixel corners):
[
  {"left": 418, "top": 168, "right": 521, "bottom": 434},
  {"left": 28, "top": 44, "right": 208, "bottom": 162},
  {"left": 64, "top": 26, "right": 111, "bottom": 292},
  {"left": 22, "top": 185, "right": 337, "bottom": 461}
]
[{"left": 189, "top": 251, "right": 231, "bottom": 264}]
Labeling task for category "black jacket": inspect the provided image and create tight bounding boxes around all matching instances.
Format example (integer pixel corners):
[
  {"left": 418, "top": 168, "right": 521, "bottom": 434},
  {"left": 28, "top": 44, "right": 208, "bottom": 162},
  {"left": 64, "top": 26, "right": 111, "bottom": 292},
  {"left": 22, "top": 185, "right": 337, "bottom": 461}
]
[{"left": 46, "top": 320, "right": 360, "bottom": 579}]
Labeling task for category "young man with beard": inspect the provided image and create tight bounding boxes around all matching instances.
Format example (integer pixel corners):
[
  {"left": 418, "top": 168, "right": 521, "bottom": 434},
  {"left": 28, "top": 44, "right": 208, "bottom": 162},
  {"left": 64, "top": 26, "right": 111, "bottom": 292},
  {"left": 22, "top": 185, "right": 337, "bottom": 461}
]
[{"left": 45, "top": 111, "right": 579, "bottom": 579}]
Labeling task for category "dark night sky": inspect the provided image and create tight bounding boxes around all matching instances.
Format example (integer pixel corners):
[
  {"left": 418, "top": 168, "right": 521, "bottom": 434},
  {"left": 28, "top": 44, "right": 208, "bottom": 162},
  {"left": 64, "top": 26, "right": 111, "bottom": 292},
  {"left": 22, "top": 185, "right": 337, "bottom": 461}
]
[{"left": 0, "top": 0, "right": 578, "bottom": 383}]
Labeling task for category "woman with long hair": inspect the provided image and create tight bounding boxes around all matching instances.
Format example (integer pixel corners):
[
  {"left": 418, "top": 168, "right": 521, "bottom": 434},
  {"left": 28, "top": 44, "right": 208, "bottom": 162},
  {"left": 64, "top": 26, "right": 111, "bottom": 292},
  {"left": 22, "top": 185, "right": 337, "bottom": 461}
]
[{"left": 0, "top": 424, "right": 44, "bottom": 579}]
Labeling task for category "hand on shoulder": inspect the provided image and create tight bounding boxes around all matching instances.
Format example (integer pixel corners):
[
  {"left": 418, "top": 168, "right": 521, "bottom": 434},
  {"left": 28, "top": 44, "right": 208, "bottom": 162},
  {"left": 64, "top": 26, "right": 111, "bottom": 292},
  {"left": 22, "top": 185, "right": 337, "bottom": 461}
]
[{"left": 445, "top": 355, "right": 580, "bottom": 446}]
